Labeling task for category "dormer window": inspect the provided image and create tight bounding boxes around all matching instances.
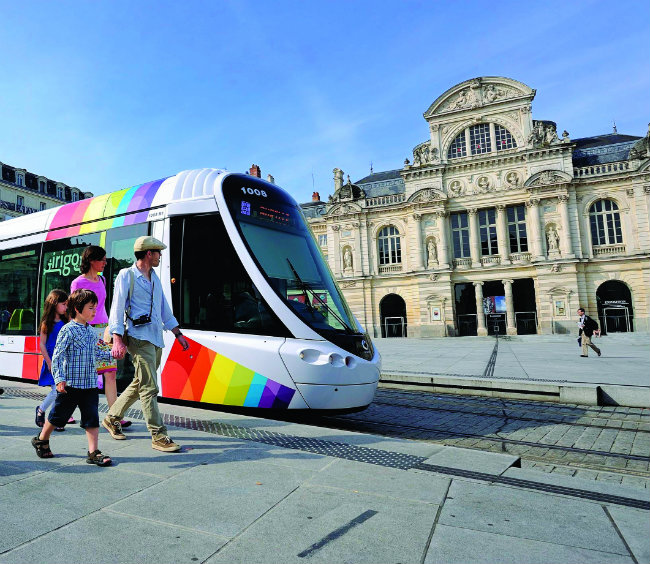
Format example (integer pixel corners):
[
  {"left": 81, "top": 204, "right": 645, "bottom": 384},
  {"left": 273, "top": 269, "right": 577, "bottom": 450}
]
[
  {"left": 448, "top": 123, "right": 518, "bottom": 160},
  {"left": 72, "top": 191, "right": 79, "bottom": 202},
  {"left": 16, "top": 172, "right": 25, "bottom": 186},
  {"left": 56, "top": 186, "right": 64, "bottom": 199}
]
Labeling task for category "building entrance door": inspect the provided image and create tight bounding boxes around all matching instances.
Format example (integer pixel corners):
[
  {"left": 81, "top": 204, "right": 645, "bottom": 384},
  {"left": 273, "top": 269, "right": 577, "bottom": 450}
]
[
  {"left": 486, "top": 313, "right": 506, "bottom": 335},
  {"left": 456, "top": 314, "right": 477, "bottom": 336},
  {"left": 515, "top": 311, "right": 537, "bottom": 334},
  {"left": 454, "top": 283, "right": 477, "bottom": 336},
  {"left": 380, "top": 294, "right": 407, "bottom": 337},
  {"left": 597, "top": 281, "right": 633, "bottom": 334},
  {"left": 513, "top": 278, "right": 537, "bottom": 334}
]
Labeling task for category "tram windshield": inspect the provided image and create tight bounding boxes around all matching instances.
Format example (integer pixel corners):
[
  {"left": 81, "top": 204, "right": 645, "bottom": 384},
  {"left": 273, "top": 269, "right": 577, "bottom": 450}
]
[{"left": 223, "top": 176, "right": 359, "bottom": 337}]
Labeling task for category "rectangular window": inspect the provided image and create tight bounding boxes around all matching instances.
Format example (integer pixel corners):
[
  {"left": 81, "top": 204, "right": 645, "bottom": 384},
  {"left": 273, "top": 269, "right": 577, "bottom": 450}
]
[
  {"left": 507, "top": 205, "right": 528, "bottom": 253},
  {"left": 318, "top": 234, "right": 327, "bottom": 247},
  {"left": 451, "top": 212, "right": 470, "bottom": 258},
  {"left": 17, "top": 196, "right": 25, "bottom": 208},
  {"left": 40, "top": 202, "right": 47, "bottom": 211},
  {"left": 170, "top": 214, "right": 289, "bottom": 337},
  {"left": 0, "top": 246, "right": 40, "bottom": 335},
  {"left": 470, "top": 124, "right": 491, "bottom": 155},
  {"left": 56, "top": 186, "right": 64, "bottom": 199},
  {"left": 39, "top": 181, "right": 46, "bottom": 193},
  {"left": 479, "top": 208, "right": 498, "bottom": 256}
]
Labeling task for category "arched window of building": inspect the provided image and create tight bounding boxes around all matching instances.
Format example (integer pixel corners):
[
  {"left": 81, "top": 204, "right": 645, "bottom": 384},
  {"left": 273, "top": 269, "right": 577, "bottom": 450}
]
[
  {"left": 378, "top": 226, "right": 401, "bottom": 265},
  {"left": 448, "top": 123, "right": 517, "bottom": 159},
  {"left": 589, "top": 199, "right": 623, "bottom": 246}
]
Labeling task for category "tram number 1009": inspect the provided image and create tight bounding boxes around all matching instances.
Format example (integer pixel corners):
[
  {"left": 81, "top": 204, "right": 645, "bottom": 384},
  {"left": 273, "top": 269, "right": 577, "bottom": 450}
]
[{"left": 241, "top": 187, "right": 268, "bottom": 197}]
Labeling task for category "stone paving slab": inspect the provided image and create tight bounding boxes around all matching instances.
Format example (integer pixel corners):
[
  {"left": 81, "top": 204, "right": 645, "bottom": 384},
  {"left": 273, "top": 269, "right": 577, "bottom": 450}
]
[
  {"left": 424, "top": 524, "right": 634, "bottom": 564},
  {"left": 423, "top": 445, "right": 520, "bottom": 475}
]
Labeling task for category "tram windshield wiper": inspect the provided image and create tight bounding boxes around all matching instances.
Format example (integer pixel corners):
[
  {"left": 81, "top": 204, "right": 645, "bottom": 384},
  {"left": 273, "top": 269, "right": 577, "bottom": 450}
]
[{"left": 286, "top": 258, "right": 355, "bottom": 334}]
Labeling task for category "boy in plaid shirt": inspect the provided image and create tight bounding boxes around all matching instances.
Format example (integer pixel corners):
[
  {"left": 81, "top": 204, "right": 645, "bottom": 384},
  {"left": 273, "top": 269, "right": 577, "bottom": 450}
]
[{"left": 31, "top": 289, "right": 115, "bottom": 466}]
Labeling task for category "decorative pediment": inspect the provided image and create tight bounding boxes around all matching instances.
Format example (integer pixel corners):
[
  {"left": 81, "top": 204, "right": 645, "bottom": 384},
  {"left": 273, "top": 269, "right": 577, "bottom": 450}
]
[
  {"left": 525, "top": 169, "right": 572, "bottom": 188},
  {"left": 424, "top": 77, "right": 535, "bottom": 118},
  {"left": 325, "top": 202, "right": 363, "bottom": 217},
  {"left": 408, "top": 187, "right": 447, "bottom": 203}
]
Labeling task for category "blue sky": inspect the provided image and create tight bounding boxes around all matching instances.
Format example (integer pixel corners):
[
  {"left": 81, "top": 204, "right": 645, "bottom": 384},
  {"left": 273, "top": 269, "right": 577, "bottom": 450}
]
[{"left": 2, "top": 0, "right": 648, "bottom": 203}]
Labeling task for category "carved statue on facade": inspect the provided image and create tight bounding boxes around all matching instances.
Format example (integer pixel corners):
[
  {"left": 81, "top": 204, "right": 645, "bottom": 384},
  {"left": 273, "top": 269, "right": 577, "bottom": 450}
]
[
  {"left": 477, "top": 176, "right": 490, "bottom": 192},
  {"left": 505, "top": 171, "right": 520, "bottom": 188},
  {"left": 427, "top": 239, "right": 437, "bottom": 268},
  {"left": 413, "top": 144, "right": 435, "bottom": 166},
  {"left": 343, "top": 247, "right": 353, "bottom": 270},
  {"left": 529, "top": 121, "right": 560, "bottom": 148},
  {"left": 483, "top": 84, "right": 506, "bottom": 104},
  {"left": 547, "top": 227, "right": 560, "bottom": 252}
]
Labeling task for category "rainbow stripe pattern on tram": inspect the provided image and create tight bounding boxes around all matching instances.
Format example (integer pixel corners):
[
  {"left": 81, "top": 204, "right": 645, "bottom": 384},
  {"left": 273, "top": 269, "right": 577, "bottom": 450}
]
[
  {"left": 46, "top": 177, "right": 168, "bottom": 240},
  {"left": 161, "top": 338, "right": 296, "bottom": 408}
]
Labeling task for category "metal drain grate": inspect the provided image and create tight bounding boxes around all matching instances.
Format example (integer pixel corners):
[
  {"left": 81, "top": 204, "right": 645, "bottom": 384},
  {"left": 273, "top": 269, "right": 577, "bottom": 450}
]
[{"left": 4, "top": 386, "right": 648, "bottom": 510}]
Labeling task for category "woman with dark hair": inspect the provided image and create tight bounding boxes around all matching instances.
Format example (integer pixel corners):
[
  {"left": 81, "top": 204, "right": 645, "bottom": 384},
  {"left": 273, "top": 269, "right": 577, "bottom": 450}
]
[{"left": 70, "top": 245, "right": 131, "bottom": 428}]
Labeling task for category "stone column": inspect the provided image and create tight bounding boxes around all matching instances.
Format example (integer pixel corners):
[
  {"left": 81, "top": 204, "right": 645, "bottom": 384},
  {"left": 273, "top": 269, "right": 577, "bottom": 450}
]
[
  {"left": 412, "top": 213, "right": 424, "bottom": 271},
  {"left": 502, "top": 279, "right": 517, "bottom": 335},
  {"left": 526, "top": 198, "right": 544, "bottom": 260},
  {"left": 557, "top": 194, "right": 573, "bottom": 257},
  {"left": 496, "top": 204, "right": 510, "bottom": 264},
  {"left": 468, "top": 208, "right": 481, "bottom": 267},
  {"left": 435, "top": 211, "right": 450, "bottom": 268},
  {"left": 331, "top": 225, "right": 341, "bottom": 275},
  {"left": 474, "top": 281, "right": 487, "bottom": 336}
]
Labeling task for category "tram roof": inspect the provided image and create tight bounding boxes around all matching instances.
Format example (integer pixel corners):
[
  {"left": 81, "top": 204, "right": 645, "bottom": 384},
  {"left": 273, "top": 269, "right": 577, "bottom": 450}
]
[{"left": 0, "top": 168, "right": 229, "bottom": 248}]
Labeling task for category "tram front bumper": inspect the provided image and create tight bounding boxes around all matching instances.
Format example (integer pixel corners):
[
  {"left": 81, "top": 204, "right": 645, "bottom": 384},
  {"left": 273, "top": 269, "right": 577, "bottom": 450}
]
[{"left": 294, "top": 381, "right": 378, "bottom": 410}]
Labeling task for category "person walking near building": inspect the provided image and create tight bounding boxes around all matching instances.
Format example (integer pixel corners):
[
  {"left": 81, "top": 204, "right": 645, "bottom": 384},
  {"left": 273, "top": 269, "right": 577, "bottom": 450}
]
[
  {"left": 577, "top": 307, "right": 602, "bottom": 358},
  {"left": 31, "top": 289, "right": 114, "bottom": 466},
  {"left": 103, "top": 236, "right": 189, "bottom": 452},
  {"left": 71, "top": 245, "right": 131, "bottom": 429}
]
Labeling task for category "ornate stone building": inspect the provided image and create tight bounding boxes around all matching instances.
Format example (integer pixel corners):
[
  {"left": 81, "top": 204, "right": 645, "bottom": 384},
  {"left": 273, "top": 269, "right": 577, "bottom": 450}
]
[
  {"left": 0, "top": 160, "right": 91, "bottom": 221},
  {"left": 303, "top": 77, "right": 650, "bottom": 337}
]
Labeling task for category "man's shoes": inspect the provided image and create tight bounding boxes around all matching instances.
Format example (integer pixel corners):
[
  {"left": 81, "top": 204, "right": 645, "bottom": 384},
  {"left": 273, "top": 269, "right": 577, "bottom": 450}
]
[
  {"left": 152, "top": 436, "right": 181, "bottom": 452},
  {"left": 580, "top": 355, "right": 588, "bottom": 357},
  {"left": 102, "top": 416, "right": 126, "bottom": 440}
]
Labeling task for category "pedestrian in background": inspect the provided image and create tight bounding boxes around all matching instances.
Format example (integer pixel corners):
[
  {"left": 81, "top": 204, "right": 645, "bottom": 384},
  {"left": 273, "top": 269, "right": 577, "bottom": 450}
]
[
  {"left": 577, "top": 307, "right": 602, "bottom": 358},
  {"left": 31, "top": 289, "right": 114, "bottom": 466},
  {"left": 35, "top": 289, "right": 69, "bottom": 431},
  {"left": 103, "top": 236, "right": 189, "bottom": 452},
  {"left": 71, "top": 245, "right": 131, "bottom": 429}
]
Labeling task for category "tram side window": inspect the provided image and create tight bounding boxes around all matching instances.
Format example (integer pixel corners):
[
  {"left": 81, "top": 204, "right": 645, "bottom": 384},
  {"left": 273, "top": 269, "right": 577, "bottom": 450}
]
[
  {"left": 41, "top": 234, "right": 101, "bottom": 317},
  {"left": 172, "top": 214, "right": 290, "bottom": 337},
  {"left": 103, "top": 224, "right": 150, "bottom": 307},
  {"left": 0, "top": 247, "right": 40, "bottom": 335}
]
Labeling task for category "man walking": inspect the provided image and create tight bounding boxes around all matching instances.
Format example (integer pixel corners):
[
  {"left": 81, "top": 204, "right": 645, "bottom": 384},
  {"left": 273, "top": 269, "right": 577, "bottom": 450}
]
[
  {"left": 577, "top": 307, "right": 601, "bottom": 358},
  {"left": 103, "top": 236, "right": 189, "bottom": 452}
]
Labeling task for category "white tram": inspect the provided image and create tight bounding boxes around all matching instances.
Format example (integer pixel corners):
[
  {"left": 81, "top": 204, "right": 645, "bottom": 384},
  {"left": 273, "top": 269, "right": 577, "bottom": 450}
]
[{"left": 0, "top": 169, "right": 380, "bottom": 411}]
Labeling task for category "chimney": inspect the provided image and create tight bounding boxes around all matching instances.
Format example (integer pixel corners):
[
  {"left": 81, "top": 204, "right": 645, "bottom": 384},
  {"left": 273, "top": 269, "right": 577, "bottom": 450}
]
[
  {"left": 266, "top": 174, "right": 275, "bottom": 184},
  {"left": 312, "top": 191, "right": 320, "bottom": 202},
  {"left": 333, "top": 168, "right": 343, "bottom": 191},
  {"left": 249, "top": 164, "right": 261, "bottom": 178}
]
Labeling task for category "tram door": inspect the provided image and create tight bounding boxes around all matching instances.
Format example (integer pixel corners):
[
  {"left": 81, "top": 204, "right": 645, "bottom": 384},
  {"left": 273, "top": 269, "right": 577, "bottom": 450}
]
[
  {"left": 380, "top": 294, "right": 407, "bottom": 337},
  {"left": 597, "top": 281, "right": 633, "bottom": 334}
]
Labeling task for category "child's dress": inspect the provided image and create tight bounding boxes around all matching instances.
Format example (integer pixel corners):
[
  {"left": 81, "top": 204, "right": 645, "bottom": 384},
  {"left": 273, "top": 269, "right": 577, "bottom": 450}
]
[{"left": 38, "top": 319, "right": 65, "bottom": 386}]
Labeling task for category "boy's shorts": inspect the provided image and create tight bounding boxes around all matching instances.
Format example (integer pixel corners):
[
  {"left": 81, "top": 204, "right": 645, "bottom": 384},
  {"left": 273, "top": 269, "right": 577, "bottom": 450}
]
[{"left": 48, "top": 387, "right": 99, "bottom": 429}]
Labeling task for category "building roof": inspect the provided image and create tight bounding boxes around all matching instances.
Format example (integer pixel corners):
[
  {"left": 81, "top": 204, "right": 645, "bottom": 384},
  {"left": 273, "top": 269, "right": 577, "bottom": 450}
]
[
  {"left": 572, "top": 133, "right": 641, "bottom": 167},
  {"left": 354, "top": 169, "right": 405, "bottom": 197},
  {"left": 300, "top": 200, "right": 327, "bottom": 219}
]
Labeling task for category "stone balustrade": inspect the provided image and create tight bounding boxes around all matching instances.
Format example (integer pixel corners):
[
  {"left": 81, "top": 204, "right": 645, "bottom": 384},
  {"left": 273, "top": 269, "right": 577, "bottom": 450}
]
[
  {"left": 378, "top": 264, "right": 403, "bottom": 274},
  {"left": 480, "top": 255, "right": 501, "bottom": 266},
  {"left": 573, "top": 161, "right": 629, "bottom": 178},
  {"left": 593, "top": 244, "right": 626, "bottom": 256},
  {"left": 366, "top": 194, "right": 406, "bottom": 207},
  {"left": 453, "top": 257, "right": 472, "bottom": 269},
  {"left": 509, "top": 252, "right": 532, "bottom": 263}
]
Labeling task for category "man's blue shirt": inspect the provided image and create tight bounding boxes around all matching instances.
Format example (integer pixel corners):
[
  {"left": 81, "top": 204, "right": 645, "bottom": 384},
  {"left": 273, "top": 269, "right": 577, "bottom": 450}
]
[{"left": 108, "top": 264, "right": 179, "bottom": 348}]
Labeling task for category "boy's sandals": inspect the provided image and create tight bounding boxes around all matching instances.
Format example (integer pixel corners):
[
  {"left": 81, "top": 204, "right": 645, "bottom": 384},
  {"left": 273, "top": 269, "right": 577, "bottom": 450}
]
[
  {"left": 31, "top": 436, "right": 54, "bottom": 458},
  {"left": 35, "top": 407, "right": 45, "bottom": 428},
  {"left": 87, "top": 450, "right": 112, "bottom": 466}
]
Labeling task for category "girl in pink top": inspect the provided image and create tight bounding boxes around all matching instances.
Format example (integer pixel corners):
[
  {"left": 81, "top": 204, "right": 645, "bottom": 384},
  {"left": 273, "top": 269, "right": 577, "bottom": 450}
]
[{"left": 71, "top": 246, "right": 131, "bottom": 428}]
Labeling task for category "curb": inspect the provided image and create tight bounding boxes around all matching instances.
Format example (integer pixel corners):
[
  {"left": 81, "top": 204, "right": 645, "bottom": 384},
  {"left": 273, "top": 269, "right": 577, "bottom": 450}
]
[{"left": 379, "top": 372, "right": 650, "bottom": 408}]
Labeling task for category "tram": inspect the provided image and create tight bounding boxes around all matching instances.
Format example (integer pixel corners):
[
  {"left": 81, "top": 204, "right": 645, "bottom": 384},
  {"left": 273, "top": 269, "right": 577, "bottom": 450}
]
[{"left": 0, "top": 169, "right": 380, "bottom": 411}]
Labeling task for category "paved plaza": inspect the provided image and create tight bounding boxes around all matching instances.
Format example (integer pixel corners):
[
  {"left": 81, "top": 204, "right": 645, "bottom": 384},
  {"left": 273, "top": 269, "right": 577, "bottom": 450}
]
[
  {"left": 1, "top": 375, "right": 649, "bottom": 564},
  {"left": 375, "top": 333, "right": 650, "bottom": 407}
]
